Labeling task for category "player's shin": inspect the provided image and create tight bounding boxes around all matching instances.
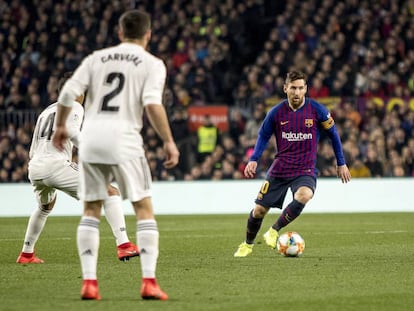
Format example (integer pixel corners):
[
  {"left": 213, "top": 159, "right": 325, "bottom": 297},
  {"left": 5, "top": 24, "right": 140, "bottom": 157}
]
[
  {"left": 22, "top": 206, "right": 51, "bottom": 253},
  {"left": 77, "top": 216, "right": 100, "bottom": 280},
  {"left": 103, "top": 195, "right": 129, "bottom": 246},
  {"left": 136, "top": 219, "right": 159, "bottom": 278},
  {"left": 273, "top": 199, "right": 305, "bottom": 231},
  {"left": 246, "top": 209, "right": 264, "bottom": 244}
]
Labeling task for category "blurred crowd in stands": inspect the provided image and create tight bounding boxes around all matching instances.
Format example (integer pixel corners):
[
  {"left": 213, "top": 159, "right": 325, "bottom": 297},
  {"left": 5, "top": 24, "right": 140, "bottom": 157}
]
[{"left": 0, "top": 0, "right": 413, "bottom": 183}]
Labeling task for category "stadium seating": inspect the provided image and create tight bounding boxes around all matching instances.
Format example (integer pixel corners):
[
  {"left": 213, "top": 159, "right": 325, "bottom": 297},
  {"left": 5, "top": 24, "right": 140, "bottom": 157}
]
[{"left": 0, "top": 0, "right": 413, "bottom": 182}]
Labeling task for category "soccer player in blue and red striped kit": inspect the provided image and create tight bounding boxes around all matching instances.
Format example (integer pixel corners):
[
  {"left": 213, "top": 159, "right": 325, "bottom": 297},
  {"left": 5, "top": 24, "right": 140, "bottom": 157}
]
[{"left": 234, "top": 70, "right": 351, "bottom": 257}]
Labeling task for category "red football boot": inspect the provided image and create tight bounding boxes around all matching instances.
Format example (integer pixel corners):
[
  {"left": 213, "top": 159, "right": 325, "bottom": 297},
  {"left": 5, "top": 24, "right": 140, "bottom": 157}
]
[
  {"left": 16, "top": 251, "right": 44, "bottom": 264},
  {"left": 140, "top": 279, "right": 168, "bottom": 301},
  {"left": 81, "top": 280, "right": 101, "bottom": 300},
  {"left": 117, "top": 242, "right": 140, "bottom": 261}
]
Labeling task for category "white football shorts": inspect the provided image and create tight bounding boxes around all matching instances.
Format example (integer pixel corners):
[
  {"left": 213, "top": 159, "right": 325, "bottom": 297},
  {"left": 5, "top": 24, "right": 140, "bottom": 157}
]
[
  {"left": 29, "top": 161, "right": 79, "bottom": 205},
  {"left": 79, "top": 157, "right": 152, "bottom": 202}
]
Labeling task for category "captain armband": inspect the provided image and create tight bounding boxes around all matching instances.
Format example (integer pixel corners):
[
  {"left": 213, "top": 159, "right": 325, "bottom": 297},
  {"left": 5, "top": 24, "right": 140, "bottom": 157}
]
[{"left": 320, "top": 116, "right": 335, "bottom": 130}]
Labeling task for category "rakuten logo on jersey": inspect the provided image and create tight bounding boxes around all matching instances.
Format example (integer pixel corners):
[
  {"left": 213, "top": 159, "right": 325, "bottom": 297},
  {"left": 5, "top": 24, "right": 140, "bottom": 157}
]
[{"left": 282, "top": 131, "right": 313, "bottom": 141}]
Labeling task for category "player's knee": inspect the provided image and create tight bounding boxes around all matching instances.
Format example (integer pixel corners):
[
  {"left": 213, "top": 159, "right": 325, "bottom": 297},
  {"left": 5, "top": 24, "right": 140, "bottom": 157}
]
[
  {"left": 133, "top": 197, "right": 154, "bottom": 219},
  {"left": 253, "top": 205, "right": 268, "bottom": 218},
  {"left": 294, "top": 187, "right": 313, "bottom": 204},
  {"left": 41, "top": 196, "right": 57, "bottom": 211},
  {"left": 84, "top": 201, "right": 102, "bottom": 218}
]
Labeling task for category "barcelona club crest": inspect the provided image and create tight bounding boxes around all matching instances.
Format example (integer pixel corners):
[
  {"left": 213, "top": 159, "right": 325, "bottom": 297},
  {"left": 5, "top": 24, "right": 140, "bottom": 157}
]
[{"left": 305, "top": 119, "right": 313, "bottom": 128}]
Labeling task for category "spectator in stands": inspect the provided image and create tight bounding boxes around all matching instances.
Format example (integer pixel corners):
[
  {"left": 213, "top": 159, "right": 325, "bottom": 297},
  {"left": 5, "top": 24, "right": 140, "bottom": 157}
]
[
  {"left": 196, "top": 114, "right": 220, "bottom": 163},
  {"left": 392, "top": 165, "right": 406, "bottom": 177},
  {"left": 170, "top": 107, "right": 192, "bottom": 175},
  {"left": 200, "top": 161, "right": 214, "bottom": 180},
  {"left": 0, "top": 168, "right": 9, "bottom": 182},
  {"left": 401, "top": 145, "right": 414, "bottom": 176},
  {"left": 308, "top": 76, "right": 330, "bottom": 99},
  {"left": 343, "top": 101, "right": 362, "bottom": 129},
  {"left": 172, "top": 40, "right": 189, "bottom": 70},
  {"left": 316, "top": 141, "right": 337, "bottom": 177},
  {"left": 228, "top": 108, "right": 246, "bottom": 144},
  {"left": 211, "top": 168, "right": 223, "bottom": 180},
  {"left": 221, "top": 159, "right": 235, "bottom": 179},
  {"left": 386, "top": 150, "right": 405, "bottom": 177},
  {"left": 244, "top": 104, "right": 265, "bottom": 147},
  {"left": 349, "top": 158, "right": 371, "bottom": 178},
  {"left": 188, "top": 165, "right": 202, "bottom": 180},
  {"left": 232, "top": 81, "right": 251, "bottom": 113},
  {"left": 364, "top": 146, "right": 384, "bottom": 178}
]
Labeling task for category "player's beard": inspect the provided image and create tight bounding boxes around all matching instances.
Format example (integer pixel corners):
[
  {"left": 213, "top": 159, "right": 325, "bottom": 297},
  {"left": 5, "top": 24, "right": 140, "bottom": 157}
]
[{"left": 289, "top": 95, "right": 304, "bottom": 109}]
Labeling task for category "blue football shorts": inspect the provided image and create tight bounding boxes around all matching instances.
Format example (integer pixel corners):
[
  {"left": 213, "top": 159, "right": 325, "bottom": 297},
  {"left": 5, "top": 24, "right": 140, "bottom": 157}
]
[{"left": 254, "top": 175, "right": 316, "bottom": 209}]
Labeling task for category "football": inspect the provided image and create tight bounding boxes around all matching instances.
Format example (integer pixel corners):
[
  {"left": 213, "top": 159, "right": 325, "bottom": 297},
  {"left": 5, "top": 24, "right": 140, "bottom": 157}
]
[{"left": 276, "top": 231, "right": 305, "bottom": 257}]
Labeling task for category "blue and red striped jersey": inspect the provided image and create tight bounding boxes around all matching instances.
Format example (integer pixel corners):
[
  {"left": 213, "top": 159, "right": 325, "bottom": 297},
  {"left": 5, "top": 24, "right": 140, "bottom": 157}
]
[{"left": 250, "top": 98, "right": 345, "bottom": 178}]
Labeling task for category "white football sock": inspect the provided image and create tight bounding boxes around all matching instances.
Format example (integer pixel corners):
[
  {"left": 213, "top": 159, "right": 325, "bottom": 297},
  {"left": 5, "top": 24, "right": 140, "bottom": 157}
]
[
  {"left": 103, "top": 195, "right": 129, "bottom": 246},
  {"left": 137, "top": 219, "right": 159, "bottom": 278},
  {"left": 77, "top": 216, "right": 100, "bottom": 280},
  {"left": 22, "top": 207, "right": 50, "bottom": 253}
]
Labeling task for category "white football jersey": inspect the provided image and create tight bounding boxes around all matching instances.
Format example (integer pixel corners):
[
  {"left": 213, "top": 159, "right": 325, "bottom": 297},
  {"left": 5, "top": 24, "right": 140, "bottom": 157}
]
[
  {"left": 28, "top": 101, "right": 83, "bottom": 179},
  {"left": 59, "top": 42, "right": 166, "bottom": 164}
]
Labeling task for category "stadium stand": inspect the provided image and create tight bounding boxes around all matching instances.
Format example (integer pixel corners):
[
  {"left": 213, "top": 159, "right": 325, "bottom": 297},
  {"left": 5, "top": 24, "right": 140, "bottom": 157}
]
[{"left": 0, "top": 0, "right": 413, "bottom": 182}]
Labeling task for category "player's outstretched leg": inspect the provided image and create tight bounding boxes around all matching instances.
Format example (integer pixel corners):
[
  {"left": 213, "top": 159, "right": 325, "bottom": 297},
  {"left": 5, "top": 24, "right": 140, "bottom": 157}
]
[{"left": 234, "top": 241, "right": 254, "bottom": 257}]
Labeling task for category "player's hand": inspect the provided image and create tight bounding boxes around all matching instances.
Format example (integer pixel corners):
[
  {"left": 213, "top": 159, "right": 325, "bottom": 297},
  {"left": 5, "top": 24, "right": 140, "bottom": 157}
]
[
  {"left": 244, "top": 161, "right": 258, "bottom": 178},
  {"left": 162, "top": 141, "right": 179, "bottom": 169},
  {"left": 337, "top": 164, "right": 351, "bottom": 183},
  {"left": 52, "top": 126, "right": 69, "bottom": 151}
]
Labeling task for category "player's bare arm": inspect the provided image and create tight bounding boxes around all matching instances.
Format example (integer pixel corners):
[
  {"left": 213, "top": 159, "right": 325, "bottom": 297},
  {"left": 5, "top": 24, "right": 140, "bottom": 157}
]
[
  {"left": 337, "top": 164, "right": 351, "bottom": 183},
  {"left": 145, "top": 104, "right": 179, "bottom": 168},
  {"left": 244, "top": 161, "right": 258, "bottom": 179},
  {"left": 52, "top": 104, "right": 73, "bottom": 151}
]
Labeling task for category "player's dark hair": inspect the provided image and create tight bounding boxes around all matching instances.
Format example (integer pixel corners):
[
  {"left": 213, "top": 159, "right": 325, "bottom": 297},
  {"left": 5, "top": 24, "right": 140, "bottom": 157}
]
[
  {"left": 119, "top": 10, "right": 151, "bottom": 39},
  {"left": 285, "top": 70, "right": 307, "bottom": 84},
  {"left": 56, "top": 71, "right": 73, "bottom": 94}
]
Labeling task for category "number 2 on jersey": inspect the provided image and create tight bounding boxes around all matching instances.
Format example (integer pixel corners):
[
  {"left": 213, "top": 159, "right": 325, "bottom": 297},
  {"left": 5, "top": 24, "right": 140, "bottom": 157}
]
[{"left": 101, "top": 72, "right": 125, "bottom": 112}]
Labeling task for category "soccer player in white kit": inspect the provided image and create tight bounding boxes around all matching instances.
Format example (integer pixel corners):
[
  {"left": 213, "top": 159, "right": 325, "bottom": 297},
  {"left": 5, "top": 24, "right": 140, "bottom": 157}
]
[
  {"left": 52, "top": 11, "right": 179, "bottom": 301},
  {"left": 17, "top": 72, "right": 139, "bottom": 264}
]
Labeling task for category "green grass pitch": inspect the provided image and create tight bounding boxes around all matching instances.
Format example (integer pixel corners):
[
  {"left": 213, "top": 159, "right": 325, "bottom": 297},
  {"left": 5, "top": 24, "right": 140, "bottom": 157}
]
[{"left": 1, "top": 213, "right": 413, "bottom": 311}]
